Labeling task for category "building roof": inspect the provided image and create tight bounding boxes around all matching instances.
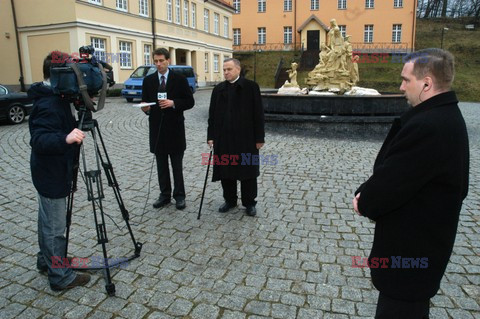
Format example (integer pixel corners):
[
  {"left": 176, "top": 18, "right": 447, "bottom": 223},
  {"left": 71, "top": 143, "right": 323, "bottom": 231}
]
[
  {"left": 206, "top": 0, "right": 235, "bottom": 12},
  {"left": 297, "top": 15, "right": 330, "bottom": 32}
]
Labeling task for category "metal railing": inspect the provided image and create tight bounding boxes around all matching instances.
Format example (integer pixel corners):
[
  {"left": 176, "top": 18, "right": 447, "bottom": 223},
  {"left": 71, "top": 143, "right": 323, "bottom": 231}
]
[{"left": 233, "top": 42, "right": 410, "bottom": 53}]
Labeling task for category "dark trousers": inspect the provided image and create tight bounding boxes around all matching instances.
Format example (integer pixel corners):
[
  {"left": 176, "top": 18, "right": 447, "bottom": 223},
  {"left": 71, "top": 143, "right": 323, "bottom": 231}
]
[
  {"left": 375, "top": 293, "right": 430, "bottom": 319},
  {"left": 156, "top": 153, "right": 185, "bottom": 201},
  {"left": 221, "top": 178, "right": 257, "bottom": 207}
]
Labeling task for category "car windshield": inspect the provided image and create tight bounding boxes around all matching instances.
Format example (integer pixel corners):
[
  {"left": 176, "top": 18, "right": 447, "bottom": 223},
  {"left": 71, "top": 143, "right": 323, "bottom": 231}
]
[
  {"left": 173, "top": 68, "right": 195, "bottom": 78},
  {"left": 130, "top": 66, "right": 156, "bottom": 78}
]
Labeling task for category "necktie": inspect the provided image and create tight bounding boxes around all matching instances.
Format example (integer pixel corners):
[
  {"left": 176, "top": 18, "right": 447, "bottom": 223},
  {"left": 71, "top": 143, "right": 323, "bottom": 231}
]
[{"left": 160, "top": 75, "right": 166, "bottom": 92}]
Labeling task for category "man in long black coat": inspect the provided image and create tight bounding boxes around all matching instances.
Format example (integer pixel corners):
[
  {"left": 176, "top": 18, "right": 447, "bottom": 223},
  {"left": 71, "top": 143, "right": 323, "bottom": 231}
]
[
  {"left": 207, "top": 58, "right": 265, "bottom": 217},
  {"left": 353, "top": 48, "right": 469, "bottom": 318},
  {"left": 141, "top": 48, "right": 194, "bottom": 210}
]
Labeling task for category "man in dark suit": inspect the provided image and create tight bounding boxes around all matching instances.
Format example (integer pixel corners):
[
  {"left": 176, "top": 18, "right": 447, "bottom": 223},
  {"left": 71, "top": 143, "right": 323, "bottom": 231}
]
[
  {"left": 207, "top": 58, "right": 265, "bottom": 217},
  {"left": 141, "top": 48, "right": 194, "bottom": 210},
  {"left": 353, "top": 48, "right": 469, "bottom": 318}
]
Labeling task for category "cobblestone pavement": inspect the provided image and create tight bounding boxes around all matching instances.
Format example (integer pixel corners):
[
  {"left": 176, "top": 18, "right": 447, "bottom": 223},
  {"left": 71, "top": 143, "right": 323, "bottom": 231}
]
[{"left": 0, "top": 89, "right": 479, "bottom": 319}]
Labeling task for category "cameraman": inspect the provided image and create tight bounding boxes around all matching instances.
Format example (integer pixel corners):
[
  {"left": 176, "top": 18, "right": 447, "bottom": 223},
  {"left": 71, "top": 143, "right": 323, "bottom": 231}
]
[{"left": 28, "top": 51, "right": 90, "bottom": 291}]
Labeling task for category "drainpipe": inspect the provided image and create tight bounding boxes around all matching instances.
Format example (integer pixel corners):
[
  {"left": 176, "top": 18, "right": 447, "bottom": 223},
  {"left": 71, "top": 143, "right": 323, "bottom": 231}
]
[
  {"left": 294, "top": 0, "right": 297, "bottom": 51},
  {"left": 10, "top": 0, "right": 26, "bottom": 91},
  {"left": 151, "top": 0, "right": 156, "bottom": 49},
  {"left": 411, "top": 0, "right": 417, "bottom": 52}
]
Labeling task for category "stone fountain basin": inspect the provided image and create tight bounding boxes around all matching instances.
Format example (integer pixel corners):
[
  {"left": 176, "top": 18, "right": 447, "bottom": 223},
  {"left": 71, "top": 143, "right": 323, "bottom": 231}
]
[{"left": 261, "top": 92, "right": 409, "bottom": 123}]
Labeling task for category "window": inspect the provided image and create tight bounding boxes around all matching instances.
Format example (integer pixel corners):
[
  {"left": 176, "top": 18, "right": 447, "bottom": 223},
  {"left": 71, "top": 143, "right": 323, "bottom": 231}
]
[
  {"left": 233, "top": 0, "right": 240, "bottom": 13},
  {"left": 183, "top": 0, "right": 189, "bottom": 26},
  {"left": 258, "top": 0, "right": 266, "bottom": 12},
  {"left": 364, "top": 25, "right": 373, "bottom": 43},
  {"left": 175, "top": 0, "right": 181, "bottom": 24},
  {"left": 394, "top": 0, "right": 403, "bottom": 8},
  {"left": 311, "top": 0, "right": 319, "bottom": 10},
  {"left": 204, "top": 53, "right": 209, "bottom": 72},
  {"left": 144, "top": 44, "right": 151, "bottom": 65},
  {"left": 191, "top": 2, "right": 196, "bottom": 28},
  {"left": 166, "top": 0, "right": 172, "bottom": 22},
  {"left": 258, "top": 27, "right": 266, "bottom": 44},
  {"left": 365, "top": 0, "right": 374, "bottom": 8},
  {"left": 233, "top": 28, "right": 241, "bottom": 45},
  {"left": 392, "top": 24, "right": 402, "bottom": 42},
  {"left": 91, "top": 38, "right": 106, "bottom": 62},
  {"left": 214, "top": 13, "right": 219, "bottom": 35},
  {"left": 284, "top": 0, "right": 292, "bottom": 11},
  {"left": 119, "top": 41, "right": 132, "bottom": 68},
  {"left": 224, "top": 17, "right": 229, "bottom": 38},
  {"left": 213, "top": 54, "right": 219, "bottom": 72},
  {"left": 116, "top": 0, "right": 127, "bottom": 11},
  {"left": 338, "top": 0, "right": 346, "bottom": 9},
  {"left": 204, "top": 9, "right": 209, "bottom": 32},
  {"left": 339, "top": 25, "right": 346, "bottom": 38},
  {"left": 89, "top": 0, "right": 102, "bottom": 4},
  {"left": 284, "top": 26, "right": 292, "bottom": 44},
  {"left": 139, "top": 0, "right": 148, "bottom": 16}
]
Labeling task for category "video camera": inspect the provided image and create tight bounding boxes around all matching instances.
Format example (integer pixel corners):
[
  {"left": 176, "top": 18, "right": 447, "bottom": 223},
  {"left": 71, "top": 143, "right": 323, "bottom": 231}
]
[{"left": 50, "top": 46, "right": 115, "bottom": 112}]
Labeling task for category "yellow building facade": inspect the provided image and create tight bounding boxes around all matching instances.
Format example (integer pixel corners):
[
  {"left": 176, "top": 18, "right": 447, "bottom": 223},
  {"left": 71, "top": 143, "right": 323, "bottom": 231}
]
[
  {"left": 1, "top": 0, "right": 234, "bottom": 89},
  {"left": 231, "top": 0, "right": 417, "bottom": 53}
]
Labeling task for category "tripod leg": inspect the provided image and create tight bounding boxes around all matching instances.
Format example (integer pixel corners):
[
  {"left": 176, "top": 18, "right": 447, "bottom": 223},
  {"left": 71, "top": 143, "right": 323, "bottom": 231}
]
[{"left": 93, "top": 121, "right": 143, "bottom": 256}]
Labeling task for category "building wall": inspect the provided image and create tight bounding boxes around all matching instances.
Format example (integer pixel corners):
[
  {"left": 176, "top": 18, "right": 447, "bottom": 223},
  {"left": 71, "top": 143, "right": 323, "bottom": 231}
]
[
  {"left": 232, "top": 0, "right": 416, "bottom": 52},
  {"left": 1, "top": 0, "right": 234, "bottom": 88}
]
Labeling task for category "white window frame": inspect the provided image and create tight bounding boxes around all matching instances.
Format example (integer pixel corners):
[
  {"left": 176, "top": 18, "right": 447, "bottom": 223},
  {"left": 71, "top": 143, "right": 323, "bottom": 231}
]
[
  {"left": 213, "top": 54, "right": 219, "bottom": 72},
  {"left": 224, "top": 17, "right": 229, "bottom": 38},
  {"left": 139, "top": 0, "right": 148, "bottom": 16},
  {"left": 91, "top": 37, "right": 106, "bottom": 62},
  {"left": 258, "top": 0, "right": 266, "bottom": 13},
  {"left": 338, "top": 0, "right": 346, "bottom": 9},
  {"left": 392, "top": 24, "right": 402, "bottom": 43},
  {"left": 365, "top": 0, "right": 374, "bottom": 8},
  {"left": 144, "top": 44, "right": 152, "bottom": 65},
  {"left": 204, "top": 9, "right": 209, "bottom": 32},
  {"left": 183, "top": 0, "right": 189, "bottom": 26},
  {"left": 284, "top": 0, "right": 292, "bottom": 11},
  {"left": 166, "top": 0, "right": 172, "bottom": 22},
  {"left": 233, "top": 28, "right": 241, "bottom": 45},
  {"left": 191, "top": 2, "right": 196, "bottom": 28},
  {"left": 204, "top": 53, "right": 209, "bottom": 73},
  {"left": 364, "top": 25, "right": 373, "bottom": 43},
  {"left": 214, "top": 13, "right": 219, "bottom": 35},
  {"left": 394, "top": 0, "right": 403, "bottom": 8},
  {"left": 175, "top": 0, "right": 181, "bottom": 24},
  {"left": 339, "top": 25, "right": 346, "bottom": 38},
  {"left": 311, "top": 0, "right": 319, "bottom": 10},
  {"left": 119, "top": 41, "right": 132, "bottom": 68},
  {"left": 284, "top": 26, "right": 292, "bottom": 44},
  {"left": 89, "top": 0, "right": 102, "bottom": 5},
  {"left": 258, "top": 27, "right": 266, "bottom": 45},
  {"left": 116, "top": 0, "right": 127, "bottom": 11},
  {"left": 233, "top": 0, "right": 240, "bottom": 13}
]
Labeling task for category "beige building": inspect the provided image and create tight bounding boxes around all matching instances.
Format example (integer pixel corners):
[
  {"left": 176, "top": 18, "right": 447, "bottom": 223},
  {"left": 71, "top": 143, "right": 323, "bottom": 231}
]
[
  {"left": 1, "top": 0, "right": 234, "bottom": 89},
  {"left": 231, "top": 0, "right": 417, "bottom": 53}
]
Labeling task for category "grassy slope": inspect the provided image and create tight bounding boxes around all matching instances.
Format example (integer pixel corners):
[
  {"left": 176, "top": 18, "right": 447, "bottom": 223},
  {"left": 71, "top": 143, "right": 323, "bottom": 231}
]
[{"left": 234, "top": 18, "right": 480, "bottom": 101}]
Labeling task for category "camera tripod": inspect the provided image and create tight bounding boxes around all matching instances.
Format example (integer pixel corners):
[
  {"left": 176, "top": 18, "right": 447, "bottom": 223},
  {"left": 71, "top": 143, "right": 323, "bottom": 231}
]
[{"left": 65, "top": 105, "right": 142, "bottom": 296}]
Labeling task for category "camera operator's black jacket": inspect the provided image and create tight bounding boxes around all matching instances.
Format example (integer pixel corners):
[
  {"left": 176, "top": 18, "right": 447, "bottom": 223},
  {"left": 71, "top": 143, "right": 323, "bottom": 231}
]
[
  {"left": 28, "top": 82, "right": 77, "bottom": 198},
  {"left": 142, "top": 69, "right": 194, "bottom": 154}
]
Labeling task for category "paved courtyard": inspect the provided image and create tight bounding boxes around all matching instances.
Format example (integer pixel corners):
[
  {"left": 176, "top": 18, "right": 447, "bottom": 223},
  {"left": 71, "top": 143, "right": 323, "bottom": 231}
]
[{"left": 0, "top": 89, "right": 479, "bottom": 319}]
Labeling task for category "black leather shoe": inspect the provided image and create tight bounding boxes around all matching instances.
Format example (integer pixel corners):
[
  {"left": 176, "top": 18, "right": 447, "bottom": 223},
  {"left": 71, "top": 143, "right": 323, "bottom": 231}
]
[
  {"left": 246, "top": 206, "right": 257, "bottom": 217},
  {"left": 51, "top": 273, "right": 91, "bottom": 291},
  {"left": 219, "top": 202, "right": 236, "bottom": 213},
  {"left": 153, "top": 198, "right": 170, "bottom": 208},
  {"left": 176, "top": 199, "right": 186, "bottom": 210}
]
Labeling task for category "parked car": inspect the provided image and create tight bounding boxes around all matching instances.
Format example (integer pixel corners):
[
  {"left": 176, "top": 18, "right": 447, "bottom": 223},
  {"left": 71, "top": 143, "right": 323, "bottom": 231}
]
[
  {"left": 0, "top": 85, "right": 33, "bottom": 124},
  {"left": 121, "top": 65, "right": 197, "bottom": 102}
]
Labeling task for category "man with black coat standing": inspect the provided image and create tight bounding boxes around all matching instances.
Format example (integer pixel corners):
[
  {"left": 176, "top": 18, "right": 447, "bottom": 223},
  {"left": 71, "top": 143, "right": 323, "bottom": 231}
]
[
  {"left": 29, "top": 52, "right": 90, "bottom": 291},
  {"left": 141, "top": 48, "right": 194, "bottom": 210},
  {"left": 207, "top": 58, "right": 265, "bottom": 217},
  {"left": 353, "top": 48, "right": 469, "bottom": 318}
]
